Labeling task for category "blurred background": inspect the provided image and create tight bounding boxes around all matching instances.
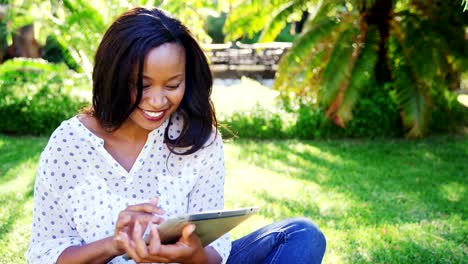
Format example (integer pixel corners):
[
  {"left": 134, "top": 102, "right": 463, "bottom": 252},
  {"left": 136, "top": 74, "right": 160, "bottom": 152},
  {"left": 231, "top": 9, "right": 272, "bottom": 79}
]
[{"left": 0, "top": 1, "right": 466, "bottom": 263}]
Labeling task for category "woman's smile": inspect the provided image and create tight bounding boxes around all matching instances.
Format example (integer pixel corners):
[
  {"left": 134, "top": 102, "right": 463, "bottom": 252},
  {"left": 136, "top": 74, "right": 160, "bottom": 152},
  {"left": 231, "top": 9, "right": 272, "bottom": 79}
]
[{"left": 139, "top": 107, "right": 166, "bottom": 121}]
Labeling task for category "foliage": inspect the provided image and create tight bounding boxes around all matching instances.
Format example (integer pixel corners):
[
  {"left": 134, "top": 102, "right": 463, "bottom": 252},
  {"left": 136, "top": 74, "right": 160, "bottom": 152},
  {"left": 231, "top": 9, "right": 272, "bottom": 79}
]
[
  {"left": 219, "top": 105, "right": 291, "bottom": 139},
  {"left": 290, "top": 85, "right": 401, "bottom": 139},
  {"left": 42, "top": 35, "right": 81, "bottom": 71},
  {"left": 0, "top": 0, "right": 229, "bottom": 74},
  {"left": 206, "top": 13, "right": 228, "bottom": 43},
  {"left": 0, "top": 58, "right": 88, "bottom": 135},
  {"left": 224, "top": 0, "right": 468, "bottom": 138},
  {"left": 217, "top": 89, "right": 464, "bottom": 140},
  {"left": 207, "top": 11, "right": 295, "bottom": 43}
]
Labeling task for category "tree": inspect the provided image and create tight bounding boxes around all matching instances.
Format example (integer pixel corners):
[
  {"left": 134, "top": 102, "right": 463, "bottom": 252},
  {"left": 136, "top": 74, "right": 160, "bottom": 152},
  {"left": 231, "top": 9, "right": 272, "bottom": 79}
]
[
  {"left": 0, "top": 0, "right": 224, "bottom": 74},
  {"left": 224, "top": 0, "right": 468, "bottom": 137}
]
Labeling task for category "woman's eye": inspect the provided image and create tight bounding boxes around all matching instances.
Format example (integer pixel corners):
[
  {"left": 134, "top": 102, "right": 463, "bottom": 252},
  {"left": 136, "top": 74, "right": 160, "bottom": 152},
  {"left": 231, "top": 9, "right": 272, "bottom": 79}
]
[{"left": 166, "top": 83, "right": 181, "bottom": 89}]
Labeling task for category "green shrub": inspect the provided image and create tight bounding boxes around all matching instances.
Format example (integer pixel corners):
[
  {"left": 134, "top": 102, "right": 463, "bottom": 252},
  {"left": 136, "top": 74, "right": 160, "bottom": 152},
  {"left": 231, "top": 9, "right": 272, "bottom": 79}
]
[
  {"left": 342, "top": 86, "right": 401, "bottom": 138},
  {"left": 429, "top": 89, "right": 467, "bottom": 133},
  {"left": 219, "top": 105, "right": 292, "bottom": 139},
  {"left": 291, "top": 105, "right": 328, "bottom": 139},
  {"left": 218, "top": 83, "right": 408, "bottom": 139},
  {"left": 0, "top": 58, "right": 88, "bottom": 135}
]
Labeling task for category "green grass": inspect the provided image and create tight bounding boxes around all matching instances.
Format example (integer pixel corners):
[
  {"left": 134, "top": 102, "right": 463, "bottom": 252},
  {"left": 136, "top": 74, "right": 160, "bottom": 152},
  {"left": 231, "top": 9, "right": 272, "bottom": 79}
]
[{"left": 0, "top": 134, "right": 467, "bottom": 263}]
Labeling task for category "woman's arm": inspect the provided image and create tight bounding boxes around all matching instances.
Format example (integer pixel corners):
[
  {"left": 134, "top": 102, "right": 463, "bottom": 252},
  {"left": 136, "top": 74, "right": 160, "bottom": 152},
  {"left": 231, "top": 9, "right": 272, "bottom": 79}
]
[{"left": 57, "top": 237, "right": 120, "bottom": 264}]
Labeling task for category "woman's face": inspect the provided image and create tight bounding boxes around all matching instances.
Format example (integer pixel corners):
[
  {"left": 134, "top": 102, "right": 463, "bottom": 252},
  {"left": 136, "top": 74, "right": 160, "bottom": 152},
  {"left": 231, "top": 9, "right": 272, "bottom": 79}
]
[{"left": 128, "top": 43, "right": 186, "bottom": 132}]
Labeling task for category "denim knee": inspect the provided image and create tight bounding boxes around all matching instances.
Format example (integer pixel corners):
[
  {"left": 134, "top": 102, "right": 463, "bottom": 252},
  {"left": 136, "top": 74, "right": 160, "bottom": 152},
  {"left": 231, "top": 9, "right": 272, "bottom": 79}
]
[{"left": 286, "top": 218, "right": 327, "bottom": 250}]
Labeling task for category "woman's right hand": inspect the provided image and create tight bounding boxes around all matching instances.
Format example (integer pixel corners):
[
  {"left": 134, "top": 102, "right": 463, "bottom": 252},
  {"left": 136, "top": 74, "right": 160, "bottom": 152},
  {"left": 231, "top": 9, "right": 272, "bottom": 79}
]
[{"left": 111, "top": 197, "right": 165, "bottom": 257}]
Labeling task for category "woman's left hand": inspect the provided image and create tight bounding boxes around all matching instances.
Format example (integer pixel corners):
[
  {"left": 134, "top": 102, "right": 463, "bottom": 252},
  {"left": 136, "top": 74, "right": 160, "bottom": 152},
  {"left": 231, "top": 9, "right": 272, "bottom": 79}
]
[{"left": 118, "top": 220, "right": 207, "bottom": 263}]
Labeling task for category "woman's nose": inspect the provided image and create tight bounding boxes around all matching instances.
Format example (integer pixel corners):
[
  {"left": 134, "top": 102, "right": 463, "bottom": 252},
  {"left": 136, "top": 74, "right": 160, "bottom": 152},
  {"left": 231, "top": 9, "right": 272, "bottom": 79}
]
[{"left": 147, "top": 88, "right": 168, "bottom": 108}]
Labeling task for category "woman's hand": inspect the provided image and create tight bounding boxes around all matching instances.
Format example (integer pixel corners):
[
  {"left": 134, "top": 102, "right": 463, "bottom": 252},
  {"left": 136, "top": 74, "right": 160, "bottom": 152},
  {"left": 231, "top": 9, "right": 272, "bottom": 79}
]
[
  {"left": 120, "top": 221, "right": 207, "bottom": 263},
  {"left": 111, "top": 197, "right": 165, "bottom": 258}
]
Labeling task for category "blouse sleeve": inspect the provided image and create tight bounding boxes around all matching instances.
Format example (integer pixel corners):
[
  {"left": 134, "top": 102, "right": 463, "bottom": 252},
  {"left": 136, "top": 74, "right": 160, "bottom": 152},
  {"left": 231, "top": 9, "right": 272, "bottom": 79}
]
[
  {"left": 25, "top": 154, "right": 84, "bottom": 263},
  {"left": 187, "top": 133, "right": 231, "bottom": 264}
]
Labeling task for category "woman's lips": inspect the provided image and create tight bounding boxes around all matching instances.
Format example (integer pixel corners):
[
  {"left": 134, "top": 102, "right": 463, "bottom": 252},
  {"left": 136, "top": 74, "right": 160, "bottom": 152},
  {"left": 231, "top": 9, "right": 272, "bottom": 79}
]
[{"left": 139, "top": 108, "right": 166, "bottom": 121}]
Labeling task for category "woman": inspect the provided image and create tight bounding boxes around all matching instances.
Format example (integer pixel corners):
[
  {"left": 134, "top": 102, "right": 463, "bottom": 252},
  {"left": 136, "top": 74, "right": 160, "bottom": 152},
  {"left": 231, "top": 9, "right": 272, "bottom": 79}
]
[{"left": 26, "top": 7, "right": 326, "bottom": 264}]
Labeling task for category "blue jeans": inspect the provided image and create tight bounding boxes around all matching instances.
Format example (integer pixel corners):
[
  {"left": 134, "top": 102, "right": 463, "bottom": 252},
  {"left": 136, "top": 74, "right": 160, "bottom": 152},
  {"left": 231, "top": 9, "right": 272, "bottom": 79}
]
[{"left": 227, "top": 218, "right": 326, "bottom": 264}]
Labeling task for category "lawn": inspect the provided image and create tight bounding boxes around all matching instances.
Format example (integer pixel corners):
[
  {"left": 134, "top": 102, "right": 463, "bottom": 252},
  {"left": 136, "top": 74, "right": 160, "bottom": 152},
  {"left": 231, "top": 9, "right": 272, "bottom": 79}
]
[{"left": 0, "top": 134, "right": 466, "bottom": 263}]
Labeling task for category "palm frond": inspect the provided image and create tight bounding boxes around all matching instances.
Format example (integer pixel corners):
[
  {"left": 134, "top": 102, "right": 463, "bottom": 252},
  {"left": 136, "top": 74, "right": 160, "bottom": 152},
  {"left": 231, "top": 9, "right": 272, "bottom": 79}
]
[
  {"left": 390, "top": 21, "right": 431, "bottom": 138},
  {"left": 306, "top": 0, "right": 339, "bottom": 25},
  {"left": 258, "top": 0, "right": 306, "bottom": 43},
  {"left": 319, "top": 23, "right": 359, "bottom": 108},
  {"left": 276, "top": 15, "right": 342, "bottom": 74},
  {"left": 336, "top": 24, "right": 379, "bottom": 123}
]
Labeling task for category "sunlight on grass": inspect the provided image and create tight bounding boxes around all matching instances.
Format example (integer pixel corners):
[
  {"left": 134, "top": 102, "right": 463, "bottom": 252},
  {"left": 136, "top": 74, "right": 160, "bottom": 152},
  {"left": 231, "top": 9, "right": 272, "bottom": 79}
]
[
  {"left": 0, "top": 159, "right": 37, "bottom": 197},
  {"left": 0, "top": 199, "right": 34, "bottom": 263},
  {"left": 223, "top": 137, "right": 467, "bottom": 263},
  {"left": 0, "top": 135, "right": 466, "bottom": 263},
  {"left": 0, "top": 159, "right": 38, "bottom": 264},
  {"left": 439, "top": 182, "right": 465, "bottom": 202}
]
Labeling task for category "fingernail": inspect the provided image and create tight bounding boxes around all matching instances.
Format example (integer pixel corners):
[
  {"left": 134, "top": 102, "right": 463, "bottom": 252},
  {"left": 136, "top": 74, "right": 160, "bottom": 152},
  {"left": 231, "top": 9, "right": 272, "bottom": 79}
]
[{"left": 189, "top": 224, "right": 196, "bottom": 233}]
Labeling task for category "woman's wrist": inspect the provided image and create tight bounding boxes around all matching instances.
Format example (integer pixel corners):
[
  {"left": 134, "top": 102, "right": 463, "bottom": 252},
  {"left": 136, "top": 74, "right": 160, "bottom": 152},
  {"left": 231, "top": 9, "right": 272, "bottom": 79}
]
[
  {"left": 104, "top": 236, "right": 124, "bottom": 258},
  {"left": 57, "top": 236, "right": 124, "bottom": 264}
]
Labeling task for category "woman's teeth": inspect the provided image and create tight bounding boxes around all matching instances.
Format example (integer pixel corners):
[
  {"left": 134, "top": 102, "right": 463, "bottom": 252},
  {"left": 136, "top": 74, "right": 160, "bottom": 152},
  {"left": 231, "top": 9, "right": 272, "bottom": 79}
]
[{"left": 143, "top": 110, "right": 163, "bottom": 117}]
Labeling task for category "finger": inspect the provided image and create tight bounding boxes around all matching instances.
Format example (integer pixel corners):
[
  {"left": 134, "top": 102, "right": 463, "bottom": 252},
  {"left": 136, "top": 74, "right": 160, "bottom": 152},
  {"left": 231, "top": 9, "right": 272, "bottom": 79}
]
[
  {"left": 119, "top": 232, "right": 141, "bottom": 262},
  {"left": 126, "top": 203, "right": 165, "bottom": 215},
  {"left": 133, "top": 220, "right": 150, "bottom": 260},
  {"left": 115, "top": 213, "right": 132, "bottom": 232},
  {"left": 157, "top": 225, "right": 196, "bottom": 260},
  {"left": 158, "top": 243, "right": 191, "bottom": 260},
  {"left": 148, "top": 223, "right": 162, "bottom": 255},
  {"left": 120, "top": 211, "right": 164, "bottom": 226},
  {"left": 181, "top": 224, "right": 196, "bottom": 244}
]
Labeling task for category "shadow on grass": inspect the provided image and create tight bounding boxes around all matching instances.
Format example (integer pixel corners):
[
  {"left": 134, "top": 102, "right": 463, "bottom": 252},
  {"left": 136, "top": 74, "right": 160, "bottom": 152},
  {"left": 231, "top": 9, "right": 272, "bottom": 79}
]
[
  {"left": 235, "top": 136, "right": 467, "bottom": 226},
  {"left": 239, "top": 136, "right": 468, "bottom": 263}
]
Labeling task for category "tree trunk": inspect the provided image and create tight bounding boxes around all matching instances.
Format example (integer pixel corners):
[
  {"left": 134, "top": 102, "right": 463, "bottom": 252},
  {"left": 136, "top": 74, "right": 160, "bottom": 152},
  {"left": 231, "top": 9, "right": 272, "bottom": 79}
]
[
  {"left": 4, "top": 24, "right": 41, "bottom": 61},
  {"left": 364, "top": 0, "right": 393, "bottom": 85}
]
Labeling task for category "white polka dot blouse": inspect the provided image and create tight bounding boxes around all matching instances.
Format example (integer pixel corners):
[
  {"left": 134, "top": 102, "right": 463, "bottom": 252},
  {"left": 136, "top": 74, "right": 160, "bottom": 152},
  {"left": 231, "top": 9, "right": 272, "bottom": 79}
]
[{"left": 26, "top": 113, "right": 231, "bottom": 263}]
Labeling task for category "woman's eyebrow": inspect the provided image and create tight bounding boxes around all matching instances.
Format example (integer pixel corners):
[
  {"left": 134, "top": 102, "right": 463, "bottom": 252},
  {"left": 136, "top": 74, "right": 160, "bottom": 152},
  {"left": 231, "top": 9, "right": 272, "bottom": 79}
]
[{"left": 142, "top": 73, "right": 183, "bottom": 81}]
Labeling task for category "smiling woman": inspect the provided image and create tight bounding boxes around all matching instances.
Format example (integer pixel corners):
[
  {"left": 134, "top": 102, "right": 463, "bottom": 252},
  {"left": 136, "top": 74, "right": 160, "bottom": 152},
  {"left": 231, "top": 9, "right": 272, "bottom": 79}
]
[{"left": 25, "top": 6, "right": 325, "bottom": 264}]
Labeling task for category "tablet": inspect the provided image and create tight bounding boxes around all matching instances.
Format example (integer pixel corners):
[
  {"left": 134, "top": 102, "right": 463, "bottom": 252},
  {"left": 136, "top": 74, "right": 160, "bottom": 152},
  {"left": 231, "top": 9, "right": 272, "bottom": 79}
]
[
  {"left": 151, "top": 207, "right": 259, "bottom": 246},
  {"left": 122, "top": 207, "right": 259, "bottom": 260}
]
